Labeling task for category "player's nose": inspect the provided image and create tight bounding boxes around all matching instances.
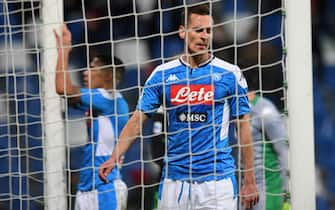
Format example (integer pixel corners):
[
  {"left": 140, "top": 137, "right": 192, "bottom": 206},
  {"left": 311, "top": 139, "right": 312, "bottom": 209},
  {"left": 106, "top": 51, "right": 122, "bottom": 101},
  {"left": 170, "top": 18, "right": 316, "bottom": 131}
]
[
  {"left": 200, "top": 32, "right": 209, "bottom": 40},
  {"left": 200, "top": 28, "right": 210, "bottom": 40}
]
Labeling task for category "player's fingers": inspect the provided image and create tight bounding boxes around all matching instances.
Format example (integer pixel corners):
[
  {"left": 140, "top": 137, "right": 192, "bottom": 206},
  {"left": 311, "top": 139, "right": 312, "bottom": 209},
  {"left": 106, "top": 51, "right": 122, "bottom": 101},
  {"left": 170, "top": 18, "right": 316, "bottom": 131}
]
[
  {"left": 98, "top": 160, "right": 115, "bottom": 183},
  {"left": 256, "top": 193, "right": 260, "bottom": 203},
  {"left": 242, "top": 195, "right": 257, "bottom": 209},
  {"left": 103, "top": 167, "right": 112, "bottom": 177},
  {"left": 245, "top": 200, "right": 253, "bottom": 209},
  {"left": 244, "top": 198, "right": 251, "bottom": 209},
  {"left": 99, "top": 167, "right": 111, "bottom": 183},
  {"left": 241, "top": 195, "right": 247, "bottom": 208},
  {"left": 53, "top": 29, "right": 58, "bottom": 39},
  {"left": 252, "top": 191, "right": 259, "bottom": 207},
  {"left": 53, "top": 30, "right": 60, "bottom": 46},
  {"left": 62, "top": 24, "right": 68, "bottom": 34},
  {"left": 63, "top": 25, "right": 71, "bottom": 38},
  {"left": 98, "top": 167, "right": 107, "bottom": 183}
]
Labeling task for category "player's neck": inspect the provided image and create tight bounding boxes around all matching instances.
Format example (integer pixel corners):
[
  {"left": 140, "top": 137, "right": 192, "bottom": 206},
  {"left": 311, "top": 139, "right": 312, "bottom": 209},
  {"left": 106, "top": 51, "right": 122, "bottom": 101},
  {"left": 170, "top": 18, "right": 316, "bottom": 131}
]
[
  {"left": 102, "top": 83, "right": 115, "bottom": 93},
  {"left": 181, "top": 53, "right": 210, "bottom": 68}
]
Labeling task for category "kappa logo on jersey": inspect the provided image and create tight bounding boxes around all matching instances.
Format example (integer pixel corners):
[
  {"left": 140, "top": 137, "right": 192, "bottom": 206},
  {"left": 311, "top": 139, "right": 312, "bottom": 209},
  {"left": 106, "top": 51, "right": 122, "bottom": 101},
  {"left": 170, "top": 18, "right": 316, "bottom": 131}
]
[
  {"left": 166, "top": 74, "right": 179, "bottom": 82},
  {"left": 170, "top": 85, "right": 214, "bottom": 105},
  {"left": 177, "top": 112, "right": 208, "bottom": 123}
]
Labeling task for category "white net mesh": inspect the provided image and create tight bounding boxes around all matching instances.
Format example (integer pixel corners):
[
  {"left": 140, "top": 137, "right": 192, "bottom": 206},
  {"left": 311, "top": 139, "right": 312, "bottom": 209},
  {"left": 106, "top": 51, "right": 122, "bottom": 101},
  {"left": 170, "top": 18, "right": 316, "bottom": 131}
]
[
  {"left": 0, "top": 1, "right": 45, "bottom": 210},
  {"left": 0, "top": 0, "right": 288, "bottom": 209}
]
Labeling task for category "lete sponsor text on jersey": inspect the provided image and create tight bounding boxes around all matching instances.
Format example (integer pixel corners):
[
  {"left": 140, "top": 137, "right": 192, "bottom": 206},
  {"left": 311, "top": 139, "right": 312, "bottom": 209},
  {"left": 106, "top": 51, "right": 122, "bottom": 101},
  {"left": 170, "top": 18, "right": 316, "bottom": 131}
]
[{"left": 170, "top": 84, "right": 214, "bottom": 105}]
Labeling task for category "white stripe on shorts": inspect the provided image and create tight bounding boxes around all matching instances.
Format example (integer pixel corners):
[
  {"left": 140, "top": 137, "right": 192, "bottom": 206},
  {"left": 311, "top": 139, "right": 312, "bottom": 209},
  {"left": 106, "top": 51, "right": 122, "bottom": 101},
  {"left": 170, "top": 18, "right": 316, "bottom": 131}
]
[{"left": 114, "top": 179, "right": 128, "bottom": 210}]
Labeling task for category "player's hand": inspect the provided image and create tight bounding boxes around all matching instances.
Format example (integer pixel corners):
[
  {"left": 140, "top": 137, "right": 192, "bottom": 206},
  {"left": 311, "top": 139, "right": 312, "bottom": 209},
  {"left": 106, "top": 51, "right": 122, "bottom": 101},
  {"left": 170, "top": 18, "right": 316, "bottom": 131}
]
[
  {"left": 240, "top": 181, "right": 259, "bottom": 209},
  {"left": 53, "top": 24, "right": 72, "bottom": 52},
  {"left": 98, "top": 156, "right": 116, "bottom": 183}
]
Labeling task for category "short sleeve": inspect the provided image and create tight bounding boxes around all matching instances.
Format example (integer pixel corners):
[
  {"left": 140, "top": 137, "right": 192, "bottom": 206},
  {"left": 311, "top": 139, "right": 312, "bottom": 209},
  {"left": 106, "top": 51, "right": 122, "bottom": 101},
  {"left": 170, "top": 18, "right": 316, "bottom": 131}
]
[
  {"left": 229, "top": 68, "right": 250, "bottom": 118},
  {"left": 136, "top": 68, "right": 163, "bottom": 117},
  {"left": 80, "top": 88, "right": 114, "bottom": 112}
]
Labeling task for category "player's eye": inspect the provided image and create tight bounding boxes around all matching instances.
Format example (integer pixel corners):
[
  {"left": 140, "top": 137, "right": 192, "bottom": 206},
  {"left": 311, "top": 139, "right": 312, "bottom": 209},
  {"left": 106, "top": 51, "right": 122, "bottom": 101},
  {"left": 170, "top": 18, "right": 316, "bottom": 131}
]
[
  {"left": 194, "top": 28, "right": 211, "bottom": 34},
  {"left": 194, "top": 28, "right": 203, "bottom": 33}
]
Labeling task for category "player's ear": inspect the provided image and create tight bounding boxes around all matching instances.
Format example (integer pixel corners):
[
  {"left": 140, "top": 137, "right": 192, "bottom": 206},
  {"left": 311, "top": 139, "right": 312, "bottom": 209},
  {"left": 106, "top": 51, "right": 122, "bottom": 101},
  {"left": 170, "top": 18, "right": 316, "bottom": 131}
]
[{"left": 179, "top": 25, "right": 186, "bottom": 40}]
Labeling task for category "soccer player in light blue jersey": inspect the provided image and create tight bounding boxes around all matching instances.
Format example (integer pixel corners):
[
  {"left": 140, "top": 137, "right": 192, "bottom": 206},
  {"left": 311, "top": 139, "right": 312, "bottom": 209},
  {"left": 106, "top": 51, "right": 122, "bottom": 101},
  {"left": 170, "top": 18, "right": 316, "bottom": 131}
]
[
  {"left": 54, "top": 25, "right": 128, "bottom": 210},
  {"left": 99, "top": 4, "right": 259, "bottom": 210}
]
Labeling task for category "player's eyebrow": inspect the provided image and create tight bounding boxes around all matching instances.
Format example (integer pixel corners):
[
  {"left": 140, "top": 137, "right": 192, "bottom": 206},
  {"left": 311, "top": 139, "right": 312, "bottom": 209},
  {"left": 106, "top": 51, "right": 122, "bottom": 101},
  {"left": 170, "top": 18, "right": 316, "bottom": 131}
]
[{"left": 191, "top": 26, "right": 211, "bottom": 33}]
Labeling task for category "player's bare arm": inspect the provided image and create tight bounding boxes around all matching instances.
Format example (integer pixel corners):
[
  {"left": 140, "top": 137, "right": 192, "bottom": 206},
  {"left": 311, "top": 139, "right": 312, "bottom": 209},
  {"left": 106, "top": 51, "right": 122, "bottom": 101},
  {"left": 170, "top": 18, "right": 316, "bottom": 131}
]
[
  {"left": 237, "top": 114, "right": 259, "bottom": 209},
  {"left": 54, "top": 24, "right": 80, "bottom": 103},
  {"left": 99, "top": 110, "right": 148, "bottom": 183}
]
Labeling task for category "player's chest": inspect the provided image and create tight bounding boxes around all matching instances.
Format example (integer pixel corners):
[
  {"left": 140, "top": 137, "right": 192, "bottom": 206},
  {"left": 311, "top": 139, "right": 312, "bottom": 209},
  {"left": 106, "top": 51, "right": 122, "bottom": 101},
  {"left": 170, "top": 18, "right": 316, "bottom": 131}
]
[{"left": 163, "top": 70, "right": 231, "bottom": 106}]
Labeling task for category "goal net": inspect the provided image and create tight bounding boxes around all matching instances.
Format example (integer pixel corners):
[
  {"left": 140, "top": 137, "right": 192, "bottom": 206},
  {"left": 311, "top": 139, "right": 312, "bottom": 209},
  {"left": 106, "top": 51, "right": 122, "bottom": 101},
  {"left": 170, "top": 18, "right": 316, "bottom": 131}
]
[{"left": 0, "top": 0, "right": 314, "bottom": 209}]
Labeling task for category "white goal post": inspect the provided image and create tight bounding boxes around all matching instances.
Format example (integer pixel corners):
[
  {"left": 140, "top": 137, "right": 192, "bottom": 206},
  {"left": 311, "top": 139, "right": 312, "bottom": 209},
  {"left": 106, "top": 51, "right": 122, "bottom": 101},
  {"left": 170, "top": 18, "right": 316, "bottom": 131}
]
[
  {"left": 42, "top": 0, "right": 66, "bottom": 209},
  {"left": 285, "top": 0, "right": 315, "bottom": 209}
]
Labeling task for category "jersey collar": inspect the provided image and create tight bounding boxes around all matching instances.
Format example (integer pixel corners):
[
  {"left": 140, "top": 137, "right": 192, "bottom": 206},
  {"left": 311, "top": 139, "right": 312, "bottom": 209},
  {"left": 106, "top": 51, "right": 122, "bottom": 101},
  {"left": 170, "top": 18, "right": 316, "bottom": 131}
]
[{"left": 179, "top": 54, "right": 214, "bottom": 68}]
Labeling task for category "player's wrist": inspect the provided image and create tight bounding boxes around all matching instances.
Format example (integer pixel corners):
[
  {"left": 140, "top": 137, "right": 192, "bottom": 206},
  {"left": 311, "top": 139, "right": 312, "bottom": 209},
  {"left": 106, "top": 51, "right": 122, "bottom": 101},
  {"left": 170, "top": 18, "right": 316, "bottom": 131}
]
[
  {"left": 243, "top": 172, "right": 257, "bottom": 185},
  {"left": 111, "top": 150, "right": 122, "bottom": 164}
]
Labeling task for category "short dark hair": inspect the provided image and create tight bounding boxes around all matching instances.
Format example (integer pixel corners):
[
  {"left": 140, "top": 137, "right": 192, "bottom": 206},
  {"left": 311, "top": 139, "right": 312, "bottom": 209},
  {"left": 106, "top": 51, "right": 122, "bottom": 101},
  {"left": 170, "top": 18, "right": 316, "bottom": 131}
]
[
  {"left": 181, "top": 3, "right": 210, "bottom": 27},
  {"left": 93, "top": 55, "right": 125, "bottom": 84}
]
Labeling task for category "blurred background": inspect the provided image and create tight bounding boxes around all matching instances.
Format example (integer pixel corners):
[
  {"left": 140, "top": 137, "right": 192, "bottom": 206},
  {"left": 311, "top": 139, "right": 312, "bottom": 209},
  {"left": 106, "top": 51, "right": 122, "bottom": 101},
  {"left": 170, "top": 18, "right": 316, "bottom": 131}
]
[{"left": 0, "top": 0, "right": 334, "bottom": 209}]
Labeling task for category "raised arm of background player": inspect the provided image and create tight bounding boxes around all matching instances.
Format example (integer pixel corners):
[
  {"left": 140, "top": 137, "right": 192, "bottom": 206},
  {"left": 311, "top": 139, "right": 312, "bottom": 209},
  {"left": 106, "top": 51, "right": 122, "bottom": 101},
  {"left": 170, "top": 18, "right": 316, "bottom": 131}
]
[
  {"left": 54, "top": 25, "right": 80, "bottom": 102},
  {"left": 237, "top": 114, "right": 259, "bottom": 209}
]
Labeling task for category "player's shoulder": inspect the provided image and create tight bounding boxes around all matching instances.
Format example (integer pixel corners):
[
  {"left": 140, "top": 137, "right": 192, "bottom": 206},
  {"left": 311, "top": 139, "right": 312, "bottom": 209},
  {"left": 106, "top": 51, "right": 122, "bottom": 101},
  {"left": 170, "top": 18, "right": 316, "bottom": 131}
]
[
  {"left": 211, "top": 57, "right": 241, "bottom": 73},
  {"left": 254, "top": 96, "right": 280, "bottom": 116},
  {"left": 147, "top": 58, "right": 182, "bottom": 81},
  {"left": 257, "top": 96, "right": 275, "bottom": 108},
  {"left": 212, "top": 57, "right": 247, "bottom": 87},
  {"left": 96, "top": 88, "right": 124, "bottom": 100},
  {"left": 155, "top": 58, "right": 182, "bottom": 72}
]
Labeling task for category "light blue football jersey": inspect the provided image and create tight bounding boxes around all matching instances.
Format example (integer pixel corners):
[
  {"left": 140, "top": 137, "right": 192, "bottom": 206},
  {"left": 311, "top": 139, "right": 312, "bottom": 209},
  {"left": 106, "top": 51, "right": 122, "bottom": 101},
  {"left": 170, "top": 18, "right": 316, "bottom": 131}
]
[
  {"left": 77, "top": 88, "right": 129, "bottom": 191},
  {"left": 137, "top": 56, "right": 250, "bottom": 182}
]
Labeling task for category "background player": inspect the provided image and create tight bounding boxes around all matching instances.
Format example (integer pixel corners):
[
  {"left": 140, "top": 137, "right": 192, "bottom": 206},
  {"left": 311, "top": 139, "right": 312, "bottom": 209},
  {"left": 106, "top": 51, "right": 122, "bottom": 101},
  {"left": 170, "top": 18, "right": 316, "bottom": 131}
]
[
  {"left": 244, "top": 73, "right": 289, "bottom": 210},
  {"left": 99, "top": 4, "right": 259, "bottom": 210},
  {"left": 54, "top": 25, "right": 128, "bottom": 210}
]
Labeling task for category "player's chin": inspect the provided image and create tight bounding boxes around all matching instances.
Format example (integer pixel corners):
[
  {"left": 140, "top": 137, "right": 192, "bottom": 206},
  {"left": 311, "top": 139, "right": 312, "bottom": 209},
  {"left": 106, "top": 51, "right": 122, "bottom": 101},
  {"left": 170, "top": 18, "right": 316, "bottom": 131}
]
[{"left": 193, "top": 49, "right": 210, "bottom": 56}]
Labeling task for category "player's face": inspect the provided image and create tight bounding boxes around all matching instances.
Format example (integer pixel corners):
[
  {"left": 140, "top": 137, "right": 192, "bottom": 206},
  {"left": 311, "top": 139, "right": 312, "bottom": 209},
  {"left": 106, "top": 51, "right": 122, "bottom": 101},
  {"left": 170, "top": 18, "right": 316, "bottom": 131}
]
[
  {"left": 180, "top": 14, "right": 213, "bottom": 56},
  {"left": 83, "top": 57, "right": 105, "bottom": 88}
]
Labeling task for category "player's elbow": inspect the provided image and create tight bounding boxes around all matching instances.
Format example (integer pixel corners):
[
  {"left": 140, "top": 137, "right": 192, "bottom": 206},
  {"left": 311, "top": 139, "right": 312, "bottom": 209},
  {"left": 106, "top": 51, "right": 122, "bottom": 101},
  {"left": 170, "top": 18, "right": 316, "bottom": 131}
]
[
  {"left": 235, "top": 114, "right": 251, "bottom": 128},
  {"left": 56, "top": 85, "right": 73, "bottom": 96},
  {"left": 55, "top": 73, "right": 74, "bottom": 95},
  {"left": 128, "top": 111, "right": 148, "bottom": 132}
]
